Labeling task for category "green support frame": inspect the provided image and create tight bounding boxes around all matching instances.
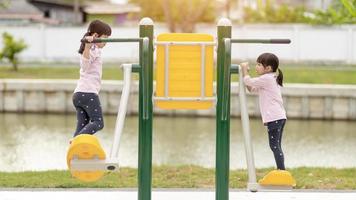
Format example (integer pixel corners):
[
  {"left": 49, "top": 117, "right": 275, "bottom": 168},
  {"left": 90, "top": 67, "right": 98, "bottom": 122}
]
[
  {"left": 216, "top": 19, "right": 232, "bottom": 200},
  {"left": 138, "top": 18, "right": 154, "bottom": 200},
  {"left": 85, "top": 17, "right": 155, "bottom": 200},
  {"left": 86, "top": 17, "right": 290, "bottom": 200}
]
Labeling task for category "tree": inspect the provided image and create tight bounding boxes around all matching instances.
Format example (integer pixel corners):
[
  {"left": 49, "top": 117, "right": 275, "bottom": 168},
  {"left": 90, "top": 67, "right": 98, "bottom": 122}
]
[
  {"left": 308, "top": 0, "right": 356, "bottom": 25},
  {"left": 0, "top": 32, "right": 28, "bottom": 71},
  {"left": 339, "top": 0, "right": 356, "bottom": 17},
  {"left": 0, "top": 0, "right": 10, "bottom": 9},
  {"left": 129, "top": 0, "right": 216, "bottom": 32}
]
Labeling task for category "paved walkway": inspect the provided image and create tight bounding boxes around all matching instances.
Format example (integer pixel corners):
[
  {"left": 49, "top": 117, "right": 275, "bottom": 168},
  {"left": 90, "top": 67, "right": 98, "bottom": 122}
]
[{"left": 1, "top": 189, "right": 356, "bottom": 200}]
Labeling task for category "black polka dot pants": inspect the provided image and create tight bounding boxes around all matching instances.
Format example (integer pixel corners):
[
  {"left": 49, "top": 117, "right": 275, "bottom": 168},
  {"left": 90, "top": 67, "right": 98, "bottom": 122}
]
[
  {"left": 72, "top": 92, "right": 104, "bottom": 137},
  {"left": 266, "top": 119, "right": 286, "bottom": 170}
]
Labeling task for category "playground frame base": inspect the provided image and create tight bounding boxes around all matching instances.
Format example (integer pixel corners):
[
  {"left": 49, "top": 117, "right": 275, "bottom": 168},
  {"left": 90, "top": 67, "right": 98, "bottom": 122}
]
[{"left": 1, "top": 189, "right": 356, "bottom": 200}]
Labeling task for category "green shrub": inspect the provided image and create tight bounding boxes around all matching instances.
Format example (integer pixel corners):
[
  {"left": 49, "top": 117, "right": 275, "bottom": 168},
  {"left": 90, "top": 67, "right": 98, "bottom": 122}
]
[
  {"left": 242, "top": 0, "right": 355, "bottom": 25},
  {"left": 0, "top": 32, "right": 28, "bottom": 71},
  {"left": 243, "top": 0, "right": 308, "bottom": 23},
  {"left": 307, "top": 0, "right": 356, "bottom": 25}
]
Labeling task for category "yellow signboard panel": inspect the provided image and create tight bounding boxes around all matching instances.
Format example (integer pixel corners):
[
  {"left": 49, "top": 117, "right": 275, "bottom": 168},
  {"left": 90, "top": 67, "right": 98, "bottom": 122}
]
[{"left": 155, "top": 33, "right": 214, "bottom": 109}]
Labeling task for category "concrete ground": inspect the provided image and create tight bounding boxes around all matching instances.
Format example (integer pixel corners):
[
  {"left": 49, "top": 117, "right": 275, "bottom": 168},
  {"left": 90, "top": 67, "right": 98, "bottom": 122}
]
[{"left": 1, "top": 189, "right": 356, "bottom": 200}]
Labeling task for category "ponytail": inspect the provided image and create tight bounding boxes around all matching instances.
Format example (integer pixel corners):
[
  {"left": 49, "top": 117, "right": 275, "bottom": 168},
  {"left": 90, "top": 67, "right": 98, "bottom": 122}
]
[
  {"left": 277, "top": 68, "right": 283, "bottom": 87},
  {"left": 78, "top": 20, "right": 112, "bottom": 54},
  {"left": 78, "top": 32, "right": 91, "bottom": 54}
]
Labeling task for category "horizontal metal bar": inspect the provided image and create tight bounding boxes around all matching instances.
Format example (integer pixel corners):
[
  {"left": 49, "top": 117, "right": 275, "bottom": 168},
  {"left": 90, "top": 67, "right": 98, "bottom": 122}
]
[
  {"left": 231, "top": 39, "right": 291, "bottom": 44},
  {"left": 131, "top": 63, "right": 141, "bottom": 73},
  {"left": 230, "top": 64, "right": 239, "bottom": 74},
  {"left": 153, "top": 96, "right": 216, "bottom": 102},
  {"left": 81, "top": 38, "right": 143, "bottom": 43},
  {"left": 155, "top": 41, "right": 216, "bottom": 46},
  {"left": 81, "top": 38, "right": 291, "bottom": 44},
  {"left": 70, "top": 158, "right": 119, "bottom": 171}
]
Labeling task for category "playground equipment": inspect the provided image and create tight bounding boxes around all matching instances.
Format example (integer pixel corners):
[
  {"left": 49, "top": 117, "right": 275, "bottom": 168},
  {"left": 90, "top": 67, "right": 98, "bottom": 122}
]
[
  {"left": 67, "top": 63, "right": 135, "bottom": 181},
  {"left": 238, "top": 67, "right": 296, "bottom": 191},
  {"left": 66, "top": 17, "right": 295, "bottom": 199}
]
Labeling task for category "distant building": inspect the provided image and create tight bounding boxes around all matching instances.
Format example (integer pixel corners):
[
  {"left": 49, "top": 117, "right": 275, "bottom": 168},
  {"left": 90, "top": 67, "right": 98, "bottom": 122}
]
[
  {"left": 28, "top": 0, "right": 140, "bottom": 25},
  {"left": 0, "top": 0, "right": 57, "bottom": 25},
  {"left": 84, "top": 2, "right": 140, "bottom": 25},
  {"left": 28, "top": 0, "right": 84, "bottom": 24}
]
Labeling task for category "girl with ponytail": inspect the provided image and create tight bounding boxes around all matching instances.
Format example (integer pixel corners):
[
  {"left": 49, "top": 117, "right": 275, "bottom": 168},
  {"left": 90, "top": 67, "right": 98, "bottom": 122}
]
[
  {"left": 240, "top": 53, "right": 287, "bottom": 171},
  {"left": 72, "top": 20, "right": 111, "bottom": 138}
]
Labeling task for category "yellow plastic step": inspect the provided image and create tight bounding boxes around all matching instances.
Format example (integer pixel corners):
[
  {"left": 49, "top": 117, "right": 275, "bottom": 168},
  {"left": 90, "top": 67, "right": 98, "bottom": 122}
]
[
  {"left": 258, "top": 170, "right": 296, "bottom": 187},
  {"left": 66, "top": 134, "right": 106, "bottom": 182}
]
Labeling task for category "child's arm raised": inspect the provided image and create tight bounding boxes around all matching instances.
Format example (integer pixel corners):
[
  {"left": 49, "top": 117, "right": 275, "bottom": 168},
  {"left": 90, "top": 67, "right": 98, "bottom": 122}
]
[
  {"left": 240, "top": 62, "right": 253, "bottom": 92},
  {"left": 82, "top": 33, "right": 98, "bottom": 59}
]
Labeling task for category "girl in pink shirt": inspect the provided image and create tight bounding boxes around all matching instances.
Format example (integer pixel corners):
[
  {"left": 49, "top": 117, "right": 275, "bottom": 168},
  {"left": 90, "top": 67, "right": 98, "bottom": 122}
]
[
  {"left": 72, "top": 20, "right": 111, "bottom": 137},
  {"left": 240, "top": 53, "right": 287, "bottom": 170}
]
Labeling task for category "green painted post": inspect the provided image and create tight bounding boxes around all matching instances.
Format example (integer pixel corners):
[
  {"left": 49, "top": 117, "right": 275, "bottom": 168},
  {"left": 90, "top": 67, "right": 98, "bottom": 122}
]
[
  {"left": 138, "top": 17, "right": 154, "bottom": 200},
  {"left": 216, "top": 18, "right": 232, "bottom": 200}
]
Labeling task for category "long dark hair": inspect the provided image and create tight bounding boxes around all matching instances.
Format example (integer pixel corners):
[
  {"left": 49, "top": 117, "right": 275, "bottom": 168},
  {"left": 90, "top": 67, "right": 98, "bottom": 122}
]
[
  {"left": 257, "top": 52, "right": 283, "bottom": 86},
  {"left": 78, "top": 20, "right": 112, "bottom": 54}
]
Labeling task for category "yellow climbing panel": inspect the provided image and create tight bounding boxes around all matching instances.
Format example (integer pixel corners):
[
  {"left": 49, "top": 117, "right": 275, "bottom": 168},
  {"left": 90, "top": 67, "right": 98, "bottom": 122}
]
[{"left": 155, "top": 33, "right": 214, "bottom": 109}]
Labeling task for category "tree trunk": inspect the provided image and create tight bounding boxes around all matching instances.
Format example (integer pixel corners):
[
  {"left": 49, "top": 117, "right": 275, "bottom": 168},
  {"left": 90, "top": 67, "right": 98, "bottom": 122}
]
[
  {"left": 162, "top": 0, "right": 212, "bottom": 33},
  {"left": 179, "top": 0, "right": 211, "bottom": 33},
  {"left": 74, "top": 0, "right": 81, "bottom": 24},
  {"left": 12, "top": 59, "right": 18, "bottom": 71},
  {"left": 13, "top": 63, "right": 18, "bottom": 71},
  {"left": 180, "top": 19, "right": 195, "bottom": 32},
  {"left": 226, "top": 0, "right": 231, "bottom": 18},
  {"left": 162, "top": 0, "right": 176, "bottom": 32}
]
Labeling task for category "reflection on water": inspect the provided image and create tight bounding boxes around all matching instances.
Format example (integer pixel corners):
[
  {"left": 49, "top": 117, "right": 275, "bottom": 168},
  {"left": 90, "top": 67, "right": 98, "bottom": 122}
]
[{"left": 0, "top": 113, "right": 355, "bottom": 172}]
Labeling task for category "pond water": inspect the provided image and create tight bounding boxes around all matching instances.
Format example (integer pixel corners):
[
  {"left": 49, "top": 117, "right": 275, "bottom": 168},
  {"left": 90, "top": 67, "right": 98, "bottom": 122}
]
[{"left": 0, "top": 113, "right": 355, "bottom": 172}]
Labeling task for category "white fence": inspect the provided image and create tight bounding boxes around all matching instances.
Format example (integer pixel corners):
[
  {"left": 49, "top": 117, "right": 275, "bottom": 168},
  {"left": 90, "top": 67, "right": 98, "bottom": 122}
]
[{"left": 0, "top": 24, "right": 355, "bottom": 64}]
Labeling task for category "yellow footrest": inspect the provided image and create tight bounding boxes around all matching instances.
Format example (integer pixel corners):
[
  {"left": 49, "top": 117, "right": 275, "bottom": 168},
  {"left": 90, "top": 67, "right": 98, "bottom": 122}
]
[
  {"left": 66, "top": 134, "right": 106, "bottom": 182},
  {"left": 258, "top": 170, "right": 296, "bottom": 187}
]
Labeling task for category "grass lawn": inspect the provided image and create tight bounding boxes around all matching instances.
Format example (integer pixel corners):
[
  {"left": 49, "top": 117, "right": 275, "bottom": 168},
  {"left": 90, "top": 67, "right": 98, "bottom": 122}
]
[
  {"left": 0, "top": 65, "right": 128, "bottom": 80},
  {"left": 0, "top": 64, "right": 356, "bottom": 84},
  {"left": 0, "top": 166, "right": 355, "bottom": 189}
]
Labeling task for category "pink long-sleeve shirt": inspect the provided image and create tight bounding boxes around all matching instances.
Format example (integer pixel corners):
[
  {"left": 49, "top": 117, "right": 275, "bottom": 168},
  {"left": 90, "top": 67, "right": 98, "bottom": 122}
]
[
  {"left": 74, "top": 45, "right": 102, "bottom": 94},
  {"left": 243, "top": 73, "right": 286, "bottom": 124}
]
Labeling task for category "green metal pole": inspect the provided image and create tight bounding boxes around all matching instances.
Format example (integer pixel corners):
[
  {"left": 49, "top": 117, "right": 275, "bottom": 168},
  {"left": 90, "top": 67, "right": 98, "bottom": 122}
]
[
  {"left": 81, "top": 38, "right": 142, "bottom": 43},
  {"left": 216, "top": 18, "right": 232, "bottom": 200},
  {"left": 138, "top": 17, "right": 154, "bottom": 200},
  {"left": 231, "top": 39, "right": 291, "bottom": 44}
]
